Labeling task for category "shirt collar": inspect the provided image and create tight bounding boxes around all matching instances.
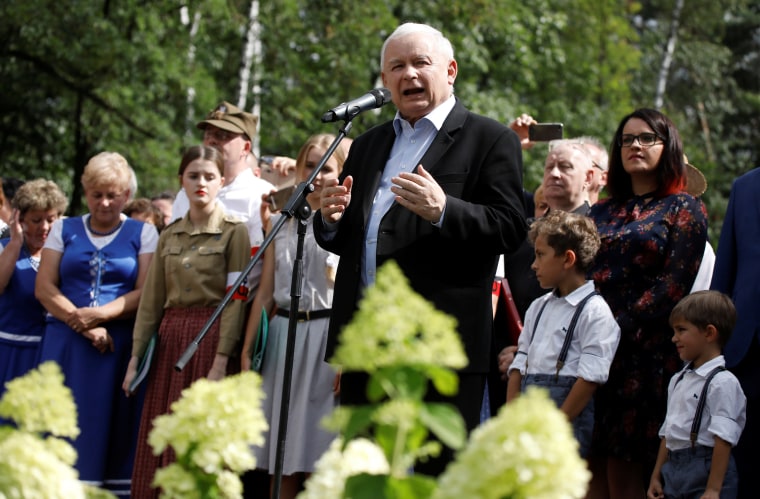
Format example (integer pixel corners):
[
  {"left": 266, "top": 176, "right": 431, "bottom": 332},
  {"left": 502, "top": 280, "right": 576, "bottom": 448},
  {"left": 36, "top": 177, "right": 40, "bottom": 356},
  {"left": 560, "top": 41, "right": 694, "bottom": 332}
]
[
  {"left": 690, "top": 355, "right": 726, "bottom": 376},
  {"left": 392, "top": 95, "right": 456, "bottom": 135},
  {"left": 172, "top": 202, "right": 226, "bottom": 235},
  {"left": 554, "top": 280, "right": 597, "bottom": 306}
]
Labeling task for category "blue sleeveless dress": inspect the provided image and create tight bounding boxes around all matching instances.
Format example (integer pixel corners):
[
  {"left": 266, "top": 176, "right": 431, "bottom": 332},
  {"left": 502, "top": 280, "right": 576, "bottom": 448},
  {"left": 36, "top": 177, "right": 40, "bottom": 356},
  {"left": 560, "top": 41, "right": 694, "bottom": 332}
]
[
  {"left": 0, "top": 239, "right": 46, "bottom": 398},
  {"left": 37, "top": 217, "right": 145, "bottom": 497}
]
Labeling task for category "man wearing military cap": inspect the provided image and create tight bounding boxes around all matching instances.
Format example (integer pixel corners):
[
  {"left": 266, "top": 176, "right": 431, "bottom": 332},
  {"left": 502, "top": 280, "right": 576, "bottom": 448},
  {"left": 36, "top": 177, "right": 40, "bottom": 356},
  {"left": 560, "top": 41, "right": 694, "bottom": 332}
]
[{"left": 171, "top": 101, "right": 274, "bottom": 295}]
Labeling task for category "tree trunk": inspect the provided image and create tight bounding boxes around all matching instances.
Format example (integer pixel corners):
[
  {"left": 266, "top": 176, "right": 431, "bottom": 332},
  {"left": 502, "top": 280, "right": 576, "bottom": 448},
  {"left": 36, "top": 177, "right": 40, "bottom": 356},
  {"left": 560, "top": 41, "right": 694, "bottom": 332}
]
[
  {"left": 654, "top": 0, "right": 684, "bottom": 109},
  {"left": 182, "top": 6, "right": 202, "bottom": 138},
  {"left": 71, "top": 94, "right": 88, "bottom": 216},
  {"left": 238, "top": 0, "right": 262, "bottom": 157}
]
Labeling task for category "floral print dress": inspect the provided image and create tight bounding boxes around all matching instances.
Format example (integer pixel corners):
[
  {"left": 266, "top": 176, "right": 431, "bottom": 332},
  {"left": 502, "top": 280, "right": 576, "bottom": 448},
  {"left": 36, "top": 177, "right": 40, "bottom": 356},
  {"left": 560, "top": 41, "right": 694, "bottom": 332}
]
[{"left": 589, "top": 192, "right": 707, "bottom": 464}]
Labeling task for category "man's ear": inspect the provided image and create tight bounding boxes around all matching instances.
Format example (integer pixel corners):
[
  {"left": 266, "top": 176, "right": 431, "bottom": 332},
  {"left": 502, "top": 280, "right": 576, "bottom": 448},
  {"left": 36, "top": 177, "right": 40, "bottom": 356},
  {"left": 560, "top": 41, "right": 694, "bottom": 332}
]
[{"left": 584, "top": 167, "right": 593, "bottom": 190}]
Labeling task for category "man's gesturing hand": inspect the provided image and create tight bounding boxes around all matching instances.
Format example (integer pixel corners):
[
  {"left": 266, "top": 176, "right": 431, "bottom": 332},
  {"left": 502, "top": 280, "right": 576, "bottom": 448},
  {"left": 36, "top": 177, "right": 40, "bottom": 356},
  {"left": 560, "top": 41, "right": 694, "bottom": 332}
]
[
  {"left": 391, "top": 165, "right": 446, "bottom": 223},
  {"left": 320, "top": 176, "right": 353, "bottom": 224}
]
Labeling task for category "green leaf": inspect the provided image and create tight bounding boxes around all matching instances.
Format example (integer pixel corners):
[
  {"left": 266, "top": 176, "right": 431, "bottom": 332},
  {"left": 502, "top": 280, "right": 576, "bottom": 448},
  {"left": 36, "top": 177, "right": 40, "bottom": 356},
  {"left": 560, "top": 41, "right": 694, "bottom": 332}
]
[
  {"left": 343, "top": 474, "right": 438, "bottom": 499},
  {"left": 343, "top": 473, "right": 389, "bottom": 499},
  {"left": 418, "top": 403, "right": 467, "bottom": 450},
  {"left": 392, "top": 367, "right": 428, "bottom": 399},
  {"left": 386, "top": 474, "right": 437, "bottom": 499},
  {"left": 366, "top": 372, "right": 386, "bottom": 402},
  {"left": 368, "top": 367, "right": 430, "bottom": 402},
  {"left": 342, "top": 406, "right": 377, "bottom": 444},
  {"left": 373, "top": 424, "right": 399, "bottom": 460},
  {"left": 423, "top": 365, "right": 459, "bottom": 396},
  {"left": 405, "top": 422, "right": 429, "bottom": 450}
]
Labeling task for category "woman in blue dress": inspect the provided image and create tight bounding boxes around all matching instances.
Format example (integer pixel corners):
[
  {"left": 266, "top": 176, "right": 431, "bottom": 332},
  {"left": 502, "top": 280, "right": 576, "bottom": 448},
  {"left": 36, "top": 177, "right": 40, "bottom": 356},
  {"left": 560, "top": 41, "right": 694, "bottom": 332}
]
[
  {"left": 35, "top": 152, "right": 158, "bottom": 497},
  {"left": 0, "top": 179, "right": 67, "bottom": 397}
]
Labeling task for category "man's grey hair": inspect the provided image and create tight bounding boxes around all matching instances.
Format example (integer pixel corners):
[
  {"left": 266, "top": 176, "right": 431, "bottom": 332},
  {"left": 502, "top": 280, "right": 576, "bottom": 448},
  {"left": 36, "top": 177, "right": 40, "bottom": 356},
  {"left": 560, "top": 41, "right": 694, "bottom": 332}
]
[
  {"left": 380, "top": 23, "right": 455, "bottom": 68},
  {"left": 547, "top": 139, "right": 594, "bottom": 170},
  {"left": 572, "top": 135, "right": 609, "bottom": 171}
]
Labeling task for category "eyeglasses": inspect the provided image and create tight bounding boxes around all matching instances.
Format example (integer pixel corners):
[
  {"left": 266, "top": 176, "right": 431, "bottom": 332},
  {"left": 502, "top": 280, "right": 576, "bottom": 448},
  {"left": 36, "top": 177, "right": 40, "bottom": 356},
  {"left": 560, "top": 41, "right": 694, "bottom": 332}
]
[
  {"left": 618, "top": 133, "right": 663, "bottom": 147},
  {"left": 203, "top": 127, "right": 242, "bottom": 142}
]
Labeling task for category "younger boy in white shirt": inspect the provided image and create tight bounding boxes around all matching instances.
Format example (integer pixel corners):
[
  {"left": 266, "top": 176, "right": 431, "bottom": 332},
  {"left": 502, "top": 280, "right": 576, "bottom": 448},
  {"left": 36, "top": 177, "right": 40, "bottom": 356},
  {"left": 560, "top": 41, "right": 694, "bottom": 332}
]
[
  {"left": 507, "top": 210, "right": 620, "bottom": 457},
  {"left": 648, "top": 290, "right": 746, "bottom": 499}
]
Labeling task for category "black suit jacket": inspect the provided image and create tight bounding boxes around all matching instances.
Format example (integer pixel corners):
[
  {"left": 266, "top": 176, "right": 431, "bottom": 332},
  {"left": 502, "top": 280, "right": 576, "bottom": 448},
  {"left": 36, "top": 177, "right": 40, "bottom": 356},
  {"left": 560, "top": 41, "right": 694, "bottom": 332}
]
[{"left": 314, "top": 100, "right": 527, "bottom": 373}]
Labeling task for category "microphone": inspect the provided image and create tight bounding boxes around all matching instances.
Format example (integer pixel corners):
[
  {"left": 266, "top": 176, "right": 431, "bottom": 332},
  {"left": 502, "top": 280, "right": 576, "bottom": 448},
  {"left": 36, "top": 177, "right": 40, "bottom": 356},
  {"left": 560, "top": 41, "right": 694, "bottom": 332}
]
[{"left": 321, "top": 88, "right": 392, "bottom": 123}]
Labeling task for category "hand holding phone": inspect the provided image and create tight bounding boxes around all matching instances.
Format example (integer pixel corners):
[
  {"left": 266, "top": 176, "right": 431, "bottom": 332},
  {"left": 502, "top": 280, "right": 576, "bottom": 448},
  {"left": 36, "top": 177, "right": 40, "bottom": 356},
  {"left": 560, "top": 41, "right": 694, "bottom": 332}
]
[
  {"left": 267, "top": 185, "right": 296, "bottom": 212},
  {"left": 529, "top": 123, "right": 564, "bottom": 142}
]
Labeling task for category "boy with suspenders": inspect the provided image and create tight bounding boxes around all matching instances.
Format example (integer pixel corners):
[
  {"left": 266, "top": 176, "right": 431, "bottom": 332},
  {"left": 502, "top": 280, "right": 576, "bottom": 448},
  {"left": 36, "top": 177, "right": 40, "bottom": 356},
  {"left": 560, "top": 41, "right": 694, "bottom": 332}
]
[
  {"left": 648, "top": 291, "right": 747, "bottom": 499},
  {"left": 507, "top": 210, "right": 620, "bottom": 457}
]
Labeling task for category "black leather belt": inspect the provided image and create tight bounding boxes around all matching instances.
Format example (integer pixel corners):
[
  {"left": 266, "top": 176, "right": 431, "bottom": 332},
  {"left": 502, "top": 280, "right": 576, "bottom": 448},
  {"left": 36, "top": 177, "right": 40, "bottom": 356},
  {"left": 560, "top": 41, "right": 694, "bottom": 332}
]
[{"left": 275, "top": 309, "right": 331, "bottom": 321}]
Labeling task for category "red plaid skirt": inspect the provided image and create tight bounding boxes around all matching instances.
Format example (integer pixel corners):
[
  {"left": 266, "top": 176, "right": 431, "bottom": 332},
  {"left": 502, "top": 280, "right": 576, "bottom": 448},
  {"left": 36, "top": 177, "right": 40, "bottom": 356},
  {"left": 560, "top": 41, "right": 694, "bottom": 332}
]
[{"left": 130, "top": 307, "right": 239, "bottom": 498}]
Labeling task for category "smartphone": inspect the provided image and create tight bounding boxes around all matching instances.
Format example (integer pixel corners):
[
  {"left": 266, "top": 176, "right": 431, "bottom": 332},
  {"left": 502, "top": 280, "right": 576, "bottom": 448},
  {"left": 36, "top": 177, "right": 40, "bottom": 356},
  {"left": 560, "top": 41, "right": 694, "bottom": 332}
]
[
  {"left": 267, "top": 185, "right": 296, "bottom": 211},
  {"left": 529, "top": 123, "right": 564, "bottom": 142}
]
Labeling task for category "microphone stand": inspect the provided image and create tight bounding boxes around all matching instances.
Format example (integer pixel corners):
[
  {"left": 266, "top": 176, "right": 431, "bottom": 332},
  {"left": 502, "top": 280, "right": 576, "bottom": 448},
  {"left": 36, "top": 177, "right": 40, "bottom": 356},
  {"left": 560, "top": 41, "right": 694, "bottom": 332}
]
[{"left": 174, "top": 120, "right": 354, "bottom": 499}]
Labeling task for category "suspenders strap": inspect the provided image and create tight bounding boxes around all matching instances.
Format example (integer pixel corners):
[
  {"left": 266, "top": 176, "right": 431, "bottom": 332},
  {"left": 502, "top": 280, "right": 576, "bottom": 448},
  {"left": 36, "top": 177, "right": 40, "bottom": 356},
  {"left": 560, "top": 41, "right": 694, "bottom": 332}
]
[
  {"left": 690, "top": 365, "right": 725, "bottom": 448},
  {"left": 555, "top": 291, "right": 599, "bottom": 378},
  {"left": 524, "top": 290, "right": 599, "bottom": 379}
]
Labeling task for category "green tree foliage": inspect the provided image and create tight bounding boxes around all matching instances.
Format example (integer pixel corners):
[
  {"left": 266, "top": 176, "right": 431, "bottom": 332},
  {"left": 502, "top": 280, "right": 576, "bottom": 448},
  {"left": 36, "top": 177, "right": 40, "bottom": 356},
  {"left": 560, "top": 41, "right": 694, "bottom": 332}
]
[
  {"left": 0, "top": 0, "right": 757, "bottom": 228},
  {"left": 0, "top": 0, "right": 242, "bottom": 212},
  {"left": 631, "top": 0, "right": 758, "bottom": 240}
]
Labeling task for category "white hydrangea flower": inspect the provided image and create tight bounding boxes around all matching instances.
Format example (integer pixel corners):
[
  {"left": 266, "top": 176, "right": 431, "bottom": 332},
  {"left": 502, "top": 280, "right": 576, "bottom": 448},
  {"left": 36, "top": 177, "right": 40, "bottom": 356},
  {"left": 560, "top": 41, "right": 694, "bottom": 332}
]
[
  {"left": 332, "top": 262, "right": 467, "bottom": 371},
  {"left": 0, "top": 431, "right": 85, "bottom": 499},
  {"left": 152, "top": 463, "right": 200, "bottom": 499},
  {"left": 298, "top": 438, "right": 390, "bottom": 499},
  {"left": 42, "top": 435, "right": 78, "bottom": 466},
  {"left": 434, "top": 388, "right": 591, "bottom": 499},
  {"left": 216, "top": 470, "right": 243, "bottom": 499},
  {"left": 0, "top": 362, "right": 79, "bottom": 438},
  {"left": 372, "top": 399, "right": 419, "bottom": 426},
  {"left": 149, "top": 371, "right": 268, "bottom": 497},
  {"left": 0, "top": 362, "right": 112, "bottom": 498}
]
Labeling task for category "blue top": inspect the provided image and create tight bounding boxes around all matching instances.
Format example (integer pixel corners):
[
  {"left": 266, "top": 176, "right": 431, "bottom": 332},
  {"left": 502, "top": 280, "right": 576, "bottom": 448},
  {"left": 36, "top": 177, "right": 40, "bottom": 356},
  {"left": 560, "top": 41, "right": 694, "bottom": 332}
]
[
  {"left": 38, "top": 216, "right": 146, "bottom": 486},
  {"left": 0, "top": 238, "right": 46, "bottom": 338},
  {"left": 56, "top": 217, "right": 141, "bottom": 309}
]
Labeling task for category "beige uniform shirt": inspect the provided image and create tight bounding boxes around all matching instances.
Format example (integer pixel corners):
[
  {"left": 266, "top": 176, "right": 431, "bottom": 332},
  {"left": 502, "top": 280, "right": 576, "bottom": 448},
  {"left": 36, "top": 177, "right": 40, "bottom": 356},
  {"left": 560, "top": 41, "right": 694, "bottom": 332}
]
[{"left": 132, "top": 204, "right": 250, "bottom": 357}]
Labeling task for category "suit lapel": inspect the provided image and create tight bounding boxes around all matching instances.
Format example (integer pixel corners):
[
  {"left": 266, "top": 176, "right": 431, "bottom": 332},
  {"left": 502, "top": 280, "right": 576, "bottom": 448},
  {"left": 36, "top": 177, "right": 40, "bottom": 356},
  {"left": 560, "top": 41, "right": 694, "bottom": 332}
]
[
  {"left": 415, "top": 100, "right": 467, "bottom": 174},
  {"left": 359, "top": 122, "right": 397, "bottom": 223}
]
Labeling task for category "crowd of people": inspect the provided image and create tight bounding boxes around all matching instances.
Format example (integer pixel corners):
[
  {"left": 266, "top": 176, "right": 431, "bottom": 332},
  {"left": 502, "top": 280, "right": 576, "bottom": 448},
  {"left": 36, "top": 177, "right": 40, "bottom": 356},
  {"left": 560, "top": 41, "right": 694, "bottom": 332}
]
[{"left": 0, "top": 21, "right": 756, "bottom": 499}]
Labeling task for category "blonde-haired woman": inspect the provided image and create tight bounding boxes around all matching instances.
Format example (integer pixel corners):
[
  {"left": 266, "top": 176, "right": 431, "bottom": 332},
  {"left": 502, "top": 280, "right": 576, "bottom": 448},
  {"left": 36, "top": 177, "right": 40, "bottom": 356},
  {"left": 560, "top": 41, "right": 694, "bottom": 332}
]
[
  {"left": 36, "top": 152, "right": 158, "bottom": 497},
  {"left": 241, "top": 133, "right": 345, "bottom": 498},
  {"left": 0, "top": 179, "right": 67, "bottom": 395}
]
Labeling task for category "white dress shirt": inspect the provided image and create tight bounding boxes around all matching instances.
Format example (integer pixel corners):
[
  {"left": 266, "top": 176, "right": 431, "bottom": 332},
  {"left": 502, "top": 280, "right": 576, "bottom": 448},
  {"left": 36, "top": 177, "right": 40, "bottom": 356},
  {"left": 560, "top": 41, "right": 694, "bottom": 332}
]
[
  {"left": 659, "top": 355, "right": 747, "bottom": 450},
  {"left": 509, "top": 280, "right": 621, "bottom": 384},
  {"left": 361, "top": 96, "right": 456, "bottom": 287}
]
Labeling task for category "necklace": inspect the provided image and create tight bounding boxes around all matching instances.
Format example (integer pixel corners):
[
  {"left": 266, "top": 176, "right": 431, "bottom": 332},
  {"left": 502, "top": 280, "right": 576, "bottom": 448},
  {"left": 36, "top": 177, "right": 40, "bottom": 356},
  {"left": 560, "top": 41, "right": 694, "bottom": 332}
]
[
  {"left": 86, "top": 216, "right": 123, "bottom": 237},
  {"left": 22, "top": 243, "right": 40, "bottom": 272}
]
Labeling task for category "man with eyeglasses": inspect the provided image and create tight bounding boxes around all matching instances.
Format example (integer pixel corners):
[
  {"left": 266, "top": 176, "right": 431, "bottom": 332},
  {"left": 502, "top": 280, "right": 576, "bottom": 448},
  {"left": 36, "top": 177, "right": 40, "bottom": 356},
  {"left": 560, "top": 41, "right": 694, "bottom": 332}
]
[{"left": 170, "top": 101, "right": 274, "bottom": 295}]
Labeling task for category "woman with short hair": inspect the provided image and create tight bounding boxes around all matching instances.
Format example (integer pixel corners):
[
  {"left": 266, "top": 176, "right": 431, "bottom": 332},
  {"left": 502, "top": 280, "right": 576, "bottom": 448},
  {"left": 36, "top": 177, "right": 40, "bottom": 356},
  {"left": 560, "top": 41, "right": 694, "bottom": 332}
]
[
  {"left": 0, "top": 178, "right": 67, "bottom": 396},
  {"left": 36, "top": 152, "right": 158, "bottom": 497}
]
